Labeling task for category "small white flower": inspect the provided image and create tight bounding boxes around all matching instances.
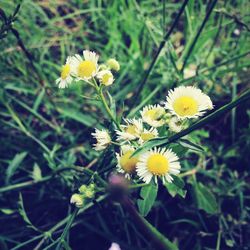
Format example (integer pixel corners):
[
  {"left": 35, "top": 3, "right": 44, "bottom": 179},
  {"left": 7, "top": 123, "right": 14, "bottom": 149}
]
[
  {"left": 71, "top": 50, "right": 99, "bottom": 80},
  {"left": 168, "top": 117, "right": 183, "bottom": 133},
  {"left": 97, "top": 69, "right": 114, "bottom": 86},
  {"left": 138, "top": 127, "right": 158, "bottom": 144},
  {"left": 70, "top": 194, "right": 84, "bottom": 207},
  {"left": 109, "top": 242, "right": 121, "bottom": 250},
  {"left": 140, "top": 105, "right": 165, "bottom": 127},
  {"left": 165, "top": 86, "right": 213, "bottom": 120},
  {"left": 116, "top": 118, "right": 143, "bottom": 141},
  {"left": 91, "top": 128, "right": 111, "bottom": 151},
  {"left": 56, "top": 56, "right": 74, "bottom": 88},
  {"left": 136, "top": 147, "right": 181, "bottom": 184},
  {"left": 116, "top": 145, "right": 138, "bottom": 179}
]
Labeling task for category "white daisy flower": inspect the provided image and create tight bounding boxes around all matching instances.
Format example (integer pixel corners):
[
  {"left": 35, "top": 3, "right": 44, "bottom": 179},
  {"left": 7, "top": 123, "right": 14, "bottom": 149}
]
[
  {"left": 165, "top": 86, "right": 213, "bottom": 120},
  {"left": 56, "top": 56, "right": 74, "bottom": 88},
  {"left": 136, "top": 147, "right": 181, "bottom": 184},
  {"left": 97, "top": 69, "right": 114, "bottom": 86},
  {"left": 91, "top": 128, "right": 111, "bottom": 151},
  {"left": 116, "top": 118, "right": 143, "bottom": 141},
  {"left": 116, "top": 145, "right": 139, "bottom": 179},
  {"left": 140, "top": 105, "right": 166, "bottom": 127},
  {"left": 138, "top": 127, "right": 158, "bottom": 144},
  {"left": 71, "top": 50, "right": 99, "bottom": 80},
  {"left": 168, "top": 116, "right": 183, "bottom": 133}
]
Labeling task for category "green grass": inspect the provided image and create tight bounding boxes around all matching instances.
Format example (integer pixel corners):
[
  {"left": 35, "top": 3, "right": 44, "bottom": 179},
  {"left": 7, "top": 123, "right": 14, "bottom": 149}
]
[{"left": 0, "top": 0, "right": 250, "bottom": 249}]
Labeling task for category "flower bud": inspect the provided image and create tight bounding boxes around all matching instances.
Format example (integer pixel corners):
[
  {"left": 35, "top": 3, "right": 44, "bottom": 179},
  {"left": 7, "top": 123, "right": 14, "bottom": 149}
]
[
  {"left": 70, "top": 194, "right": 84, "bottom": 207},
  {"left": 107, "top": 58, "right": 120, "bottom": 72},
  {"left": 78, "top": 185, "right": 87, "bottom": 194}
]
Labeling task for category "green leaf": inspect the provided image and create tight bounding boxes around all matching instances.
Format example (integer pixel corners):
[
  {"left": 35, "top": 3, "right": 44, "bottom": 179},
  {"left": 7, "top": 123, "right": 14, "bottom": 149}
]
[
  {"left": 31, "top": 163, "right": 42, "bottom": 181},
  {"left": 192, "top": 181, "right": 218, "bottom": 214},
  {"left": 165, "top": 176, "right": 187, "bottom": 198},
  {"left": 170, "top": 144, "right": 188, "bottom": 155},
  {"left": 6, "top": 152, "right": 27, "bottom": 183},
  {"left": 0, "top": 208, "right": 16, "bottom": 215},
  {"left": 137, "top": 183, "right": 158, "bottom": 216},
  {"left": 18, "top": 193, "right": 40, "bottom": 232},
  {"left": 179, "top": 139, "right": 204, "bottom": 152},
  {"left": 58, "top": 107, "right": 98, "bottom": 127}
]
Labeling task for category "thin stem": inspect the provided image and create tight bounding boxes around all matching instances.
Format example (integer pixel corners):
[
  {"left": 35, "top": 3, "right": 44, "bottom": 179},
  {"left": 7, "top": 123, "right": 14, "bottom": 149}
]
[
  {"left": 99, "top": 86, "right": 120, "bottom": 129},
  {"left": 55, "top": 208, "right": 79, "bottom": 250},
  {"left": 129, "top": 183, "right": 149, "bottom": 189},
  {"left": 131, "top": 0, "right": 189, "bottom": 107},
  {"left": 181, "top": 0, "right": 218, "bottom": 72},
  {"left": 0, "top": 166, "right": 107, "bottom": 193}
]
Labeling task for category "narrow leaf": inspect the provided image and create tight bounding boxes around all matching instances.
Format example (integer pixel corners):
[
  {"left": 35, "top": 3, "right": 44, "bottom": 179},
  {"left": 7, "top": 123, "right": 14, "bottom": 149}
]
[
  {"left": 6, "top": 152, "right": 27, "bottom": 183},
  {"left": 179, "top": 139, "right": 204, "bottom": 152},
  {"left": 137, "top": 184, "right": 158, "bottom": 216}
]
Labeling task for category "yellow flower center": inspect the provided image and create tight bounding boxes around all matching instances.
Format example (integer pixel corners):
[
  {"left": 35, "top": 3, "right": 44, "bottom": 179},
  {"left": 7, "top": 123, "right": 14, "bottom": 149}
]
[
  {"left": 145, "top": 109, "right": 164, "bottom": 120},
  {"left": 126, "top": 125, "right": 137, "bottom": 135},
  {"left": 147, "top": 153, "right": 169, "bottom": 175},
  {"left": 140, "top": 132, "right": 155, "bottom": 141},
  {"left": 61, "top": 64, "right": 70, "bottom": 79},
  {"left": 173, "top": 96, "right": 198, "bottom": 116},
  {"left": 120, "top": 150, "right": 138, "bottom": 173},
  {"left": 77, "top": 60, "right": 96, "bottom": 78},
  {"left": 102, "top": 73, "right": 111, "bottom": 85}
]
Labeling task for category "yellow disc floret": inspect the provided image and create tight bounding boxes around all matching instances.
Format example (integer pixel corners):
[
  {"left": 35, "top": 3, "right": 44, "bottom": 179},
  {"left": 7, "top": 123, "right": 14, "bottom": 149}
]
[
  {"left": 120, "top": 150, "right": 138, "bottom": 173},
  {"left": 140, "top": 132, "right": 155, "bottom": 141},
  {"left": 102, "top": 73, "right": 112, "bottom": 85},
  {"left": 77, "top": 60, "right": 96, "bottom": 78},
  {"left": 145, "top": 109, "right": 162, "bottom": 120},
  {"left": 173, "top": 96, "right": 198, "bottom": 116},
  {"left": 147, "top": 153, "right": 169, "bottom": 175},
  {"left": 126, "top": 125, "right": 137, "bottom": 135},
  {"left": 61, "top": 64, "right": 70, "bottom": 79}
]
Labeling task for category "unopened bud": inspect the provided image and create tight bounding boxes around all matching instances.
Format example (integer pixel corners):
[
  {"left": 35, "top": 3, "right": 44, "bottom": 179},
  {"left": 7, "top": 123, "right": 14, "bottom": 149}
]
[
  {"left": 70, "top": 194, "right": 84, "bottom": 207},
  {"left": 107, "top": 58, "right": 120, "bottom": 72}
]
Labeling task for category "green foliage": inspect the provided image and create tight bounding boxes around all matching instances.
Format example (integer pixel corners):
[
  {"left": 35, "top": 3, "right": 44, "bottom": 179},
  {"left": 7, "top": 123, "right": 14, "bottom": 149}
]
[
  {"left": 165, "top": 176, "right": 186, "bottom": 198},
  {"left": 137, "top": 183, "right": 158, "bottom": 216},
  {"left": 6, "top": 151, "right": 27, "bottom": 183},
  {"left": 0, "top": 0, "right": 249, "bottom": 249},
  {"left": 192, "top": 180, "right": 218, "bottom": 214}
]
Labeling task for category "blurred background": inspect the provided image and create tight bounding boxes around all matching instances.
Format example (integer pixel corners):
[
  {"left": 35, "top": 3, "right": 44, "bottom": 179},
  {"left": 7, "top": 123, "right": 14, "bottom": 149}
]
[{"left": 0, "top": 0, "right": 249, "bottom": 249}]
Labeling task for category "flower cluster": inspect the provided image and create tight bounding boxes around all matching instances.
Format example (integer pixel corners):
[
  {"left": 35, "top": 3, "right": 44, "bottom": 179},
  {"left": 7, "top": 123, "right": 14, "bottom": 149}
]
[
  {"left": 56, "top": 49, "right": 213, "bottom": 189},
  {"left": 56, "top": 50, "right": 119, "bottom": 89},
  {"left": 92, "top": 85, "right": 213, "bottom": 184}
]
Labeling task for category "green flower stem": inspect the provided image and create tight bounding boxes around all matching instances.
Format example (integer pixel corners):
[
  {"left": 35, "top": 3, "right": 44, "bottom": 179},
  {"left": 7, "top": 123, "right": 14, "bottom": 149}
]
[
  {"left": 54, "top": 208, "right": 79, "bottom": 250},
  {"left": 129, "top": 183, "right": 150, "bottom": 189},
  {"left": 99, "top": 87, "right": 120, "bottom": 129},
  {"left": 91, "top": 78, "right": 121, "bottom": 129},
  {"left": 0, "top": 166, "right": 107, "bottom": 193},
  {"left": 122, "top": 197, "right": 178, "bottom": 250},
  {"left": 32, "top": 194, "right": 108, "bottom": 250}
]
